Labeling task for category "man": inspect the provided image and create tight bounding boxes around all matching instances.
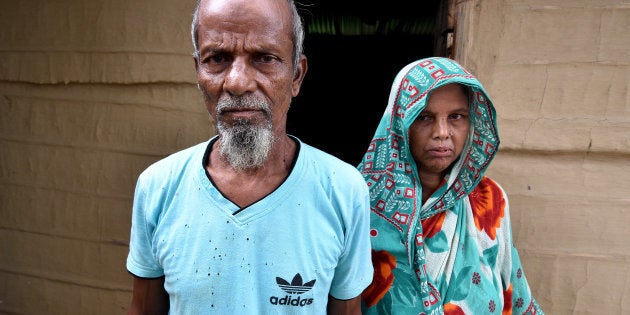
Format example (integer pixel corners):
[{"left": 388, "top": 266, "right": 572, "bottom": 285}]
[{"left": 125, "top": 0, "right": 373, "bottom": 314}]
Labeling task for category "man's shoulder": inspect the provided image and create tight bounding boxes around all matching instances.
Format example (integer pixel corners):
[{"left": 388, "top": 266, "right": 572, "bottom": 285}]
[
  {"left": 299, "top": 141, "right": 354, "bottom": 169},
  {"left": 298, "top": 140, "right": 366, "bottom": 184}
]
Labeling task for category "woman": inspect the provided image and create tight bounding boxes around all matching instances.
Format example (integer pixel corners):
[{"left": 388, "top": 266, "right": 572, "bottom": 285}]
[{"left": 359, "top": 57, "right": 544, "bottom": 314}]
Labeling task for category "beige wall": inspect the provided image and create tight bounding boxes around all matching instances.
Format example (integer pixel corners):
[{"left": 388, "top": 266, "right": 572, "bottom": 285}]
[
  {"left": 1, "top": 0, "right": 628, "bottom": 314},
  {"left": 0, "top": 0, "right": 207, "bottom": 313},
  {"left": 454, "top": 0, "right": 630, "bottom": 314}
]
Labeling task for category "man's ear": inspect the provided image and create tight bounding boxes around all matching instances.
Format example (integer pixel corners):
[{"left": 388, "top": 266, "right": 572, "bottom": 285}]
[{"left": 292, "top": 54, "right": 308, "bottom": 97}]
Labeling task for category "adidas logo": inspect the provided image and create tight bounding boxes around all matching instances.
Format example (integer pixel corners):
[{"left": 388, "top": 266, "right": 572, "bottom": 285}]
[
  {"left": 269, "top": 273, "right": 315, "bottom": 307},
  {"left": 276, "top": 273, "right": 316, "bottom": 294}
]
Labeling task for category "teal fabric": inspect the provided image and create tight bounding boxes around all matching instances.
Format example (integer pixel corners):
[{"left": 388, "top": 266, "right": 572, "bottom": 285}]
[
  {"left": 127, "top": 137, "right": 374, "bottom": 313},
  {"left": 359, "top": 57, "right": 544, "bottom": 314}
]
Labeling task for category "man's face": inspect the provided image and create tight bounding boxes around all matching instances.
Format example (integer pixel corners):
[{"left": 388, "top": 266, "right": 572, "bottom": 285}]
[{"left": 193, "top": 0, "right": 306, "bottom": 169}]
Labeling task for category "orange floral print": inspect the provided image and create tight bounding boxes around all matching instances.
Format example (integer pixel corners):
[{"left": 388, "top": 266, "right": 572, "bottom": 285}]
[
  {"left": 362, "top": 249, "right": 396, "bottom": 307},
  {"left": 422, "top": 210, "right": 446, "bottom": 239},
  {"left": 469, "top": 177, "right": 505, "bottom": 240},
  {"left": 444, "top": 302, "right": 466, "bottom": 315},
  {"left": 503, "top": 284, "right": 513, "bottom": 315}
]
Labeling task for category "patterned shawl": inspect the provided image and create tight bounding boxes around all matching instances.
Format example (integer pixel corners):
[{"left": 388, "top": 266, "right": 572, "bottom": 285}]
[{"left": 359, "top": 57, "right": 544, "bottom": 314}]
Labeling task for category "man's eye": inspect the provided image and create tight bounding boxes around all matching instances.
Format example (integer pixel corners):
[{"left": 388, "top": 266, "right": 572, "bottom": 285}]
[
  {"left": 209, "top": 55, "right": 226, "bottom": 63},
  {"left": 417, "top": 115, "right": 430, "bottom": 121},
  {"left": 201, "top": 53, "right": 228, "bottom": 64},
  {"left": 255, "top": 54, "right": 279, "bottom": 64}
]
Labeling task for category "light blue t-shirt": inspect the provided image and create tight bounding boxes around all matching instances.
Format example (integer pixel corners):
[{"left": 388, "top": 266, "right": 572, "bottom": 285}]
[{"left": 127, "top": 136, "right": 373, "bottom": 314}]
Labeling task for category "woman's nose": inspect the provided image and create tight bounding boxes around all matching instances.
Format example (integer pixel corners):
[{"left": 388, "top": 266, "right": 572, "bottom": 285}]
[{"left": 433, "top": 118, "right": 450, "bottom": 139}]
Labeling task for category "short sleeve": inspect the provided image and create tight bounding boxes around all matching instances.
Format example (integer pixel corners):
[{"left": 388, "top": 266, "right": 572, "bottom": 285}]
[{"left": 126, "top": 173, "right": 164, "bottom": 278}]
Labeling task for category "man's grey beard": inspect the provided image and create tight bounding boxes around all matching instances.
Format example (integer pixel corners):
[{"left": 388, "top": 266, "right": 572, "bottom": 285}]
[{"left": 216, "top": 94, "right": 275, "bottom": 171}]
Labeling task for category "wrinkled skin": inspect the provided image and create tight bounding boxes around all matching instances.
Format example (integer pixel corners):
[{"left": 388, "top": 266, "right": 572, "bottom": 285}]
[{"left": 408, "top": 83, "right": 470, "bottom": 202}]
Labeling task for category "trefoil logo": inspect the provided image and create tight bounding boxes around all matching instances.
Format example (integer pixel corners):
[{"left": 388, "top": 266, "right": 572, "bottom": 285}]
[{"left": 269, "top": 273, "right": 315, "bottom": 307}]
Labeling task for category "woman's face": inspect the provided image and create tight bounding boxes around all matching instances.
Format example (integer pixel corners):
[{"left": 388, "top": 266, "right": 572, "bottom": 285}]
[{"left": 409, "top": 83, "right": 470, "bottom": 178}]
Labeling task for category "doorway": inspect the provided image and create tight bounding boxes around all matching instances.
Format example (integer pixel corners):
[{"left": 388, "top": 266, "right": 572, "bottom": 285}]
[{"left": 288, "top": 1, "right": 449, "bottom": 165}]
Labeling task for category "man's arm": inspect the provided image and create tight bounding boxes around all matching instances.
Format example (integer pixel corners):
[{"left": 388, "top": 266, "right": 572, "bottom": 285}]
[
  {"left": 327, "top": 295, "right": 362, "bottom": 315},
  {"left": 127, "top": 276, "right": 169, "bottom": 315}
]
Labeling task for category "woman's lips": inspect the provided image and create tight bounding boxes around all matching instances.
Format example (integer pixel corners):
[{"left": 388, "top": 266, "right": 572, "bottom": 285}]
[{"left": 428, "top": 146, "right": 452, "bottom": 157}]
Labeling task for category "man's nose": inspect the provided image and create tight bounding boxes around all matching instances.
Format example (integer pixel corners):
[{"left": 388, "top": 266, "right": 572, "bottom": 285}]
[{"left": 224, "top": 58, "right": 256, "bottom": 95}]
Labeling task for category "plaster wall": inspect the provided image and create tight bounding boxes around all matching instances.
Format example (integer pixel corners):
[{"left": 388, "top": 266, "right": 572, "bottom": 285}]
[
  {"left": 0, "top": 1, "right": 206, "bottom": 313},
  {"left": 454, "top": 0, "right": 630, "bottom": 314}
]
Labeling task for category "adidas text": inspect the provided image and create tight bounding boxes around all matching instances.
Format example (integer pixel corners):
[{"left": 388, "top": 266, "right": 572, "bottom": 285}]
[{"left": 269, "top": 295, "right": 314, "bottom": 306}]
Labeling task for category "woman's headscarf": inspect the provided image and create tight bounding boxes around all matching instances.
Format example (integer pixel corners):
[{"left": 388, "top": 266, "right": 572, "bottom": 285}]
[
  {"left": 359, "top": 57, "right": 543, "bottom": 314},
  {"left": 359, "top": 57, "right": 498, "bottom": 220}
]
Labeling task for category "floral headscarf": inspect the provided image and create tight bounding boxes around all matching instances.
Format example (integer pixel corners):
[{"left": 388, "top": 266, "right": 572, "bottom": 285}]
[{"left": 359, "top": 57, "right": 544, "bottom": 314}]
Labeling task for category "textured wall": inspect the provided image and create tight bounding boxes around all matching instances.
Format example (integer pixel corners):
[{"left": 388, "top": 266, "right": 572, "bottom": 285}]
[
  {"left": 0, "top": 0, "right": 207, "bottom": 313},
  {"left": 454, "top": 0, "right": 630, "bottom": 314},
  {"left": 1, "top": 0, "right": 629, "bottom": 314}
]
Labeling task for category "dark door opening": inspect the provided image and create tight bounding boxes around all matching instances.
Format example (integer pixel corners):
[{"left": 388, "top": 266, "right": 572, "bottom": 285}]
[{"left": 288, "top": 2, "right": 447, "bottom": 166}]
